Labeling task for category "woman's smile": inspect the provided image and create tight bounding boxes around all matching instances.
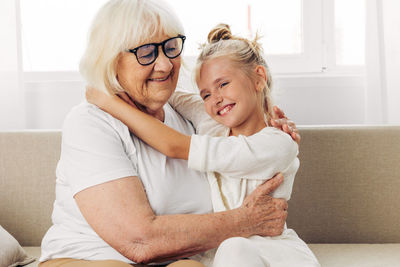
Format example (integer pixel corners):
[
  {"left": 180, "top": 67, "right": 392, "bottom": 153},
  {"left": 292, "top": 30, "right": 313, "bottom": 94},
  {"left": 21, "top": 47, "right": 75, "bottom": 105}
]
[{"left": 148, "top": 73, "right": 171, "bottom": 82}]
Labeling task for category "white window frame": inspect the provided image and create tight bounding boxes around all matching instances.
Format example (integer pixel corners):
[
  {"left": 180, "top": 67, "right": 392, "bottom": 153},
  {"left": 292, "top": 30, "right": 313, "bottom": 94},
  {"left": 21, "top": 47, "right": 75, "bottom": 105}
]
[
  {"left": 20, "top": 0, "right": 365, "bottom": 82},
  {"left": 266, "top": 0, "right": 323, "bottom": 74}
]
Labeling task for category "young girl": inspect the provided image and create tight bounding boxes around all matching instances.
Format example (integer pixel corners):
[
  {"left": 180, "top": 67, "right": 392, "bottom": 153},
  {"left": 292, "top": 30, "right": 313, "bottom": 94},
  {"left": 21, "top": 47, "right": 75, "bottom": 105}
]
[{"left": 87, "top": 24, "right": 319, "bottom": 267}]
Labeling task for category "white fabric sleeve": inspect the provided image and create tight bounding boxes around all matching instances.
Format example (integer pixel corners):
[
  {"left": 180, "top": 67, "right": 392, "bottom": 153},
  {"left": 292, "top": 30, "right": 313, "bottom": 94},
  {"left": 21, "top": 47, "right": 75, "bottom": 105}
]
[
  {"left": 168, "top": 91, "right": 208, "bottom": 130},
  {"left": 60, "top": 106, "right": 138, "bottom": 195},
  {"left": 188, "top": 127, "right": 298, "bottom": 179}
]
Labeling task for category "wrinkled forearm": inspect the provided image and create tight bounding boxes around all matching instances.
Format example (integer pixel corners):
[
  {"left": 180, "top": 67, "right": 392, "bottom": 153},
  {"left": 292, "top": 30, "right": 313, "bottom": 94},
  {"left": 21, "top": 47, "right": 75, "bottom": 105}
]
[{"left": 124, "top": 208, "right": 250, "bottom": 264}]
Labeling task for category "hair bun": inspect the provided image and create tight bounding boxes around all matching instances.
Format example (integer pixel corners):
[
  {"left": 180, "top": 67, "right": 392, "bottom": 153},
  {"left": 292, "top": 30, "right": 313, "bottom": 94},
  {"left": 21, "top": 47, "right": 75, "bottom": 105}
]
[{"left": 207, "top": 23, "right": 232, "bottom": 43}]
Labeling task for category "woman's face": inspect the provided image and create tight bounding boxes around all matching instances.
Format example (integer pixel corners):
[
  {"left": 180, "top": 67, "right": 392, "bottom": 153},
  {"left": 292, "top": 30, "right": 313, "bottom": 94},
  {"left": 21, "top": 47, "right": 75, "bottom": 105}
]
[
  {"left": 197, "top": 57, "right": 265, "bottom": 135},
  {"left": 117, "top": 34, "right": 181, "bottom": 116}
]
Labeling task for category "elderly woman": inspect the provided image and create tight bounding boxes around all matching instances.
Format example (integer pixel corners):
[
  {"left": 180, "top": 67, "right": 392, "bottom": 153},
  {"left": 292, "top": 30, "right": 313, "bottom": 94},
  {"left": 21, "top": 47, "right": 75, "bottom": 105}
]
[{"left": 39, "top": 0, "right": 296, "bottom": 266}]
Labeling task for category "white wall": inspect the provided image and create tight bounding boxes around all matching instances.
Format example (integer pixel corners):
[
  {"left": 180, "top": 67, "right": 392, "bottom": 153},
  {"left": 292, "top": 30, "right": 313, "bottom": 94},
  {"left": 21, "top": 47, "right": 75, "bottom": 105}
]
[
  {"left": 24, "top": 80, "right": 85, "bottom": 129},
  {"left": 273, "top": 75, "right": 365, "bottom": 125},
  {"left": 23, "top": 74, "right": 366, "bottom": 129},
  {"left": 0, "top": 0, "right": 25, "bottom": 130},
  {"left": 383, "top": 0, "right": 400, "bottom": 123}
]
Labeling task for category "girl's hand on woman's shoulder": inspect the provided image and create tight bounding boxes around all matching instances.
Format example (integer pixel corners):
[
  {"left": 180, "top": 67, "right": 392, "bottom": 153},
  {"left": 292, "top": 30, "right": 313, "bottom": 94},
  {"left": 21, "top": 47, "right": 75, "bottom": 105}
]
[
  {"left": 86, "top": 86, "right": 112, "bottom": 109},
  {"left": 270, "top": 106, "right": 301, "bottom": 145}
]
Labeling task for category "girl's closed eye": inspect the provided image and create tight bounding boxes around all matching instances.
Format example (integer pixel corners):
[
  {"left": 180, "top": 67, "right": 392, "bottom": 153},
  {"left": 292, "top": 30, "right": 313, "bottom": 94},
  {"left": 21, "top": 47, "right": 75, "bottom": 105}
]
[
  {"left": 202, "top": 93, "right": 211, "bottom": 100},
  {"left": 220, "top": 81, "right": 229, "bottom": 88}
]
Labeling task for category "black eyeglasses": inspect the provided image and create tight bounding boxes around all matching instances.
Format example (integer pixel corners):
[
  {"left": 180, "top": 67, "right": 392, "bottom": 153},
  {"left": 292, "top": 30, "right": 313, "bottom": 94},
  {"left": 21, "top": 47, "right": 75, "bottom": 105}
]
[{"left": 127, "top": 35, "right": 186, "bottom": 66}]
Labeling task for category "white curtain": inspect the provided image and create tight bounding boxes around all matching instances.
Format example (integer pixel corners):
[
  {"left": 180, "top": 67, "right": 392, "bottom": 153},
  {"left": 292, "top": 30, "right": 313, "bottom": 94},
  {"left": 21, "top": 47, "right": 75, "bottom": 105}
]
[
  {"left": 365, "top": 0, "right": 400, "bottom": 124},
  {"left": 0, "top": 0, "right": 25, "bottom": 130}
]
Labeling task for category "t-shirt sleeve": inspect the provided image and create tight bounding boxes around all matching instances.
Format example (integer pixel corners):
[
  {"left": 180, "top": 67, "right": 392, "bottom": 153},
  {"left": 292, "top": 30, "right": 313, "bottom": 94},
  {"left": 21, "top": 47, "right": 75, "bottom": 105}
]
[
  {"left": 59, "top": 106, "right": 138, "bottom": 196},
  {"left": 188, "top": 127, "right": 299, "bottom": 179},
  {"left": 168, "top": 91, "right": 208, "bottom": 130}
]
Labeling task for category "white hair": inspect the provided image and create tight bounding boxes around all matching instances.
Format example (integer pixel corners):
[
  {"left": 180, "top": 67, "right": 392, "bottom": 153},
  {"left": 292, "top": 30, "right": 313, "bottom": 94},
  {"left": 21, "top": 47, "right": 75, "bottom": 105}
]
[{"left": 79, "top": 0, "right": 184, "bottom": 94}]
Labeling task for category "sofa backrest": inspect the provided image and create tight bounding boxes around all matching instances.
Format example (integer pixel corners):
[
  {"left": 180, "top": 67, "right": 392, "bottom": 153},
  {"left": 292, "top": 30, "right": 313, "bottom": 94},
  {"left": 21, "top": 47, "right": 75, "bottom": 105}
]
[
  {"left": 288, "top": 125, "right": 400, "bottom": 243},
  {"left": 1, "top": 126, "right": 400, "bottom": 246},
  {"left": 0, "top": 131, "right": 60, "bottom": 246}
]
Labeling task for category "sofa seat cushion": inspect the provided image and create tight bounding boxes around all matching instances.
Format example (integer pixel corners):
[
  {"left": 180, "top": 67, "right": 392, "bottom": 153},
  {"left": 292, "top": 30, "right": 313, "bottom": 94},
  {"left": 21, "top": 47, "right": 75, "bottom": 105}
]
[
  {"left": 24, "top": 244, "right": 400, "bottom": 267},
  {"left": 309, "top": 243, "right": 400, "bottom": 267},
  {"left": 22, "top": 247, "right": 41, "bottom": 267}
]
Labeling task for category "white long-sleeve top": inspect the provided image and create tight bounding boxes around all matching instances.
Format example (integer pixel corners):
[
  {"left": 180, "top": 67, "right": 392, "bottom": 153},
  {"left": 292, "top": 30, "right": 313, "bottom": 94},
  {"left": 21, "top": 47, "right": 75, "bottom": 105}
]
[{"left": 169, "top": 91, "right": 300, "bottom": 212}]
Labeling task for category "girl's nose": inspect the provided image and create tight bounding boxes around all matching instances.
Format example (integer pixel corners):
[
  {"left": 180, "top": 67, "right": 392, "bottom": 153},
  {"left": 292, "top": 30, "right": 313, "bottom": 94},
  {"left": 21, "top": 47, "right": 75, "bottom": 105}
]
[{"left": 213, "top": 92, "right": 223, "bottom": 106}]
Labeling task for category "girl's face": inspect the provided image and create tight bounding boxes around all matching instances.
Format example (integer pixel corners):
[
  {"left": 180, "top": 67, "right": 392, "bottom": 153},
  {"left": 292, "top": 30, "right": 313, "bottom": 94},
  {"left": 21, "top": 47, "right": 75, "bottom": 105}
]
[
  {"left": 197, "top": 57, "right": 266, "bottom": 136},
  {"left": 117, "top": 34, "right": 181, "bottom": 118}
]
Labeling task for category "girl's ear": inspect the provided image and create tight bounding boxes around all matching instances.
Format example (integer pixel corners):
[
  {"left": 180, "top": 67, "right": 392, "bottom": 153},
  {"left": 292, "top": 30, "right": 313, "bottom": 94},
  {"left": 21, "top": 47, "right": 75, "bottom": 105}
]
[{"left": 254, "top": 65, "right": 267, "bottom": 92}]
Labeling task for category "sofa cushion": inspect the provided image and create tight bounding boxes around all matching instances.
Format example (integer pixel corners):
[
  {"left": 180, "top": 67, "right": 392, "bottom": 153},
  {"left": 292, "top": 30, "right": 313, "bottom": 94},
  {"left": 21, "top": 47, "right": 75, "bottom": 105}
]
[
  {"left": 21, "top": 247, "right": 41, "bottom": 267},
  {"left": 26, "top": 244, "right": 400, "bottom": 267},
  {"left": 288, "top": 126, "right": 400, "bottom": 243},
  {"left": 0, "top": 131, "right": 60, "bottom": 246},
  {"left": 309, "top": 243, "right": 400, "bottom": 267},
  {"left": 0, "top": 225, "right": 35, "bottom": 267}
]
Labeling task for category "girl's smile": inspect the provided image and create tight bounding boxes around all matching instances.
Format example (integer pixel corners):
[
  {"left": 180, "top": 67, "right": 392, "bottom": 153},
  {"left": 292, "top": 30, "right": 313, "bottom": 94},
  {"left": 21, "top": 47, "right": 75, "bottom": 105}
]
[{"left": 197, "top": 57, "right": 266, "bottom": 136}]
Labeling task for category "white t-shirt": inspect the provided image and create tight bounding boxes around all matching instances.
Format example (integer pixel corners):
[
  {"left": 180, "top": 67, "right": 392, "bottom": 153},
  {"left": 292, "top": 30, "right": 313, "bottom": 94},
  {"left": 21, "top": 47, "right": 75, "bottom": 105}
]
[
  {"left": 40, "top": 102, "right": 212, "bottom": 263},
  {"left": 170, "top": 91, "right": 299, "bottom": 212}
]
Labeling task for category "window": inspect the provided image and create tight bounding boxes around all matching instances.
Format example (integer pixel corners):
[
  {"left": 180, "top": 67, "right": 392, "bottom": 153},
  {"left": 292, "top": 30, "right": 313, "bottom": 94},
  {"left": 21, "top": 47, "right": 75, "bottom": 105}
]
[
  {"left": 335, "top": 0, "right": 366, "bottom": 65},
  {"left": 20, "top": 0, "right": 366, "bottom": 74}
]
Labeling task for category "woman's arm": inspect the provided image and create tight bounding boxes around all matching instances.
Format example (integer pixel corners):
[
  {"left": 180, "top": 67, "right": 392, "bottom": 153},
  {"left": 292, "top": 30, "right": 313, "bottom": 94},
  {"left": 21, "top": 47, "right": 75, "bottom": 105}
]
[
  {"left": 86, "top": 87, "right": 191, "bottom": 160},
  {"left": 63, "top": 106, "right": 288, "bottom": 264},
  {"left": 75, "top": 173, "right": 287, "bottom": 264}
]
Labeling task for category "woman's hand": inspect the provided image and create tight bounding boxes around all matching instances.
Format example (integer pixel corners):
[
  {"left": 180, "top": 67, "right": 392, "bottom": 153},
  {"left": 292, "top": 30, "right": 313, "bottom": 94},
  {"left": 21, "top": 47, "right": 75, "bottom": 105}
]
[
  {"left": 270, "top": 106, "right": 301, "bottom": 145},
  {"left": 240, "top": 173, "right": 288, "bottom": 237}
]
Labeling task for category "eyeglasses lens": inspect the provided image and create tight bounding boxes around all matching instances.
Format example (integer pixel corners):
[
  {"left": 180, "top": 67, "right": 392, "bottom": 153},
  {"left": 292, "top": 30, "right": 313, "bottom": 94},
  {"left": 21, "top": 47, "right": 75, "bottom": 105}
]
[
  {"left": 136, "top": 44, "right": 157, "bottom": 65},
  {"left": 164, "top": 38, "right": 183, "bottom": 58},
  {"left": 134, "top": 36, "right": 184, "bottom": 65}
]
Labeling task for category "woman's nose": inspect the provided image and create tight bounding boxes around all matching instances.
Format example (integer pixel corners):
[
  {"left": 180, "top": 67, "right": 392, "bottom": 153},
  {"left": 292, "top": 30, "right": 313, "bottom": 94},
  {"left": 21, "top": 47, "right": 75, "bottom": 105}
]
[{"left": 153, "top": 47, "right": 173, "bottom": 72}]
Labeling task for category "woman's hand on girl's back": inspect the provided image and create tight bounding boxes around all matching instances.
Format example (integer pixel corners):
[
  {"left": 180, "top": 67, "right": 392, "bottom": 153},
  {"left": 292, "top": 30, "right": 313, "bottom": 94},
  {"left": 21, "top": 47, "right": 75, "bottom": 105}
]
[
  {"left": 240, "top": 173, "right": 288, "bottom": 237},
  {"left": 270, "top": 106, "right": 301, "bottom": 145}
]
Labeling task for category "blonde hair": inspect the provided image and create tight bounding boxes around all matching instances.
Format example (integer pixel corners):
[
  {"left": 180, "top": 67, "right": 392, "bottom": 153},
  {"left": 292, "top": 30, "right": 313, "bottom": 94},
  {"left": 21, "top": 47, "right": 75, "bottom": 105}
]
[
  {"left": 195, "top": 24, "right": 274, "bottom": 121},
  {"left": 79, "top": 0, "right": 184, "bottom": 95}
]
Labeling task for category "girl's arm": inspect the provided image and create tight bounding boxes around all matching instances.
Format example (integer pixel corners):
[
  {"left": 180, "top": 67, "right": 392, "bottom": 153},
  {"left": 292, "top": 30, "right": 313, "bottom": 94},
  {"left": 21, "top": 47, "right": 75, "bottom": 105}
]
[
  {"left": 168, "top": 90, "right": 211, "bottom": 130},
  {"left": 86, "top": 88, "right": 298, "bottom": 180},
  {"left": 188, "top": 127, "right": 299, "bottom": 180},
  {"left": 86, "top": 87, "right": 191, "bottom": 160}
]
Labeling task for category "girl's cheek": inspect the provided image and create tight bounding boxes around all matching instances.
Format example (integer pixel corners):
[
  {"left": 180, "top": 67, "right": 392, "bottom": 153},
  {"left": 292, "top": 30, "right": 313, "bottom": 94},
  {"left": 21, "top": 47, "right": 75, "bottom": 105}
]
[{"left": 204, "top": 103, "right": 213, "bottom": 117}]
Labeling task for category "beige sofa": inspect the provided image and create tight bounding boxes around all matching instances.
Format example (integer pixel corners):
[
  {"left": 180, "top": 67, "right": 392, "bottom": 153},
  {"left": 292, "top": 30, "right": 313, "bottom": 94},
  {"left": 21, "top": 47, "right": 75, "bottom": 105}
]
[{"left": 1, "top": 126, "right": 400, "bottom": 267}]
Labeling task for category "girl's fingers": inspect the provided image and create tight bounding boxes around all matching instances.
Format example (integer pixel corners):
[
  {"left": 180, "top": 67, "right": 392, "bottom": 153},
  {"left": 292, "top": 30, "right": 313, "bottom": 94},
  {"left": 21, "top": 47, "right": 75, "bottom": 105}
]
[
  {"left": 117, "top": 92, "right": 137, "bottom": 107},
  {"left": 273, "top": 106, "right": 287, "bottom": 119}
]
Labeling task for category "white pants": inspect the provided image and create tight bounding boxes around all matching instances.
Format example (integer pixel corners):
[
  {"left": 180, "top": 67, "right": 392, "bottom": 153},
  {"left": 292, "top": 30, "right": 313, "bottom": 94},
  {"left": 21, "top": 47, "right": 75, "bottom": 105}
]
[{"left": 192, "top": 229, "right": 320, "bottom": 267}]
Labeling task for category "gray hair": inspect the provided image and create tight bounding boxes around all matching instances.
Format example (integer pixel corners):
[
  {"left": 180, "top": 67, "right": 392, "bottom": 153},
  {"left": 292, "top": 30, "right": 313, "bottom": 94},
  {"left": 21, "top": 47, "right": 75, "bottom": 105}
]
[{"left": 80, "top": 0, "right": 184, "bottom": 94}]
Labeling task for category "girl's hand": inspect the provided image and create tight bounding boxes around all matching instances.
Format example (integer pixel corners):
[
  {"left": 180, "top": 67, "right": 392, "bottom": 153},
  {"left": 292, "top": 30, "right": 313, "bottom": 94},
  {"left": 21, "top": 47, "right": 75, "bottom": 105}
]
[
  {"left": 85, "top": 86, "right": 112, "bottom": 109},
  {"left": 270, "top": 106, "right": 301, "bottom": 145},
  {"left": 86, "top": 87, "right": 138, "bottom": 111},
  {"left": 117, "top": 92, "right": 138, "bottom": 109}
]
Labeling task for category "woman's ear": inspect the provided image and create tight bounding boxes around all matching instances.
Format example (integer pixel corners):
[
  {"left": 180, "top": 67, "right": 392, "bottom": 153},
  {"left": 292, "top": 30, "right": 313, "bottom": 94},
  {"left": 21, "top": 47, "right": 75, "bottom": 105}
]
[{"left": 254, "top": 65, "right": 267, "bottom": 92}]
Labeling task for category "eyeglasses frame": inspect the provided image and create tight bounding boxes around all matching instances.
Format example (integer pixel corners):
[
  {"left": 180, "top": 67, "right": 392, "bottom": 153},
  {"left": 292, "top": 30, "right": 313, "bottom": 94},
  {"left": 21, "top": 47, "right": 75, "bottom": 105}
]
[{"left": 127, "top": 35, "right": 186, "bottom": 66}]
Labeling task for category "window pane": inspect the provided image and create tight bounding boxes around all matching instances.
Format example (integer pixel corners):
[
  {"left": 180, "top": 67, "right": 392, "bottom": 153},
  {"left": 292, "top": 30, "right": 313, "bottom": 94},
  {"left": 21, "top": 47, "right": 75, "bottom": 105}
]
[
  {"left": 335, "top": 0, "right": 366, "bottom": 65},
  {"left": 250, "top": 0, "right": 302, "bottom": 55},
  {"left": 168, "top": 0, "right": 302, "bottom": 57},
  {"left": 20, "top": 0, "right": 108, "bottom": 71},
  {"left": 20, "top": 0, "right": 303, "bottom": 71}
]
